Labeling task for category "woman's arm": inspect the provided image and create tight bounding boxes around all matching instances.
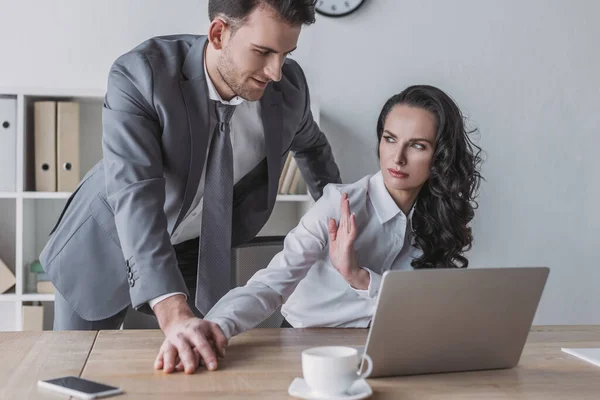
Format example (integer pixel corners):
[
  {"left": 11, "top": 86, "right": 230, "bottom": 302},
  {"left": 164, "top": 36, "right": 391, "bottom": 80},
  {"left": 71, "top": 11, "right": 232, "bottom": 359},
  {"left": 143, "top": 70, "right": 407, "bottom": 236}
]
[
  {"left": 204, "top": 185, "right": 341, "bottom": 339},
  {"left": 328, "top": 192, "right": 369, "bottom": 289},
  {"left": 329, "top": 191, "right": 385, "bottom": 300}
]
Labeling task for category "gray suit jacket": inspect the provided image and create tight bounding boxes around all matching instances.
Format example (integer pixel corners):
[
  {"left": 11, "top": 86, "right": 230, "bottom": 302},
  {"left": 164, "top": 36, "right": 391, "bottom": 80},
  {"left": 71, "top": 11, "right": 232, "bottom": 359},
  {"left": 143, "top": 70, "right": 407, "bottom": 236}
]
[{"left": 39, "top": 35, "right": 341, "bottom": 321}]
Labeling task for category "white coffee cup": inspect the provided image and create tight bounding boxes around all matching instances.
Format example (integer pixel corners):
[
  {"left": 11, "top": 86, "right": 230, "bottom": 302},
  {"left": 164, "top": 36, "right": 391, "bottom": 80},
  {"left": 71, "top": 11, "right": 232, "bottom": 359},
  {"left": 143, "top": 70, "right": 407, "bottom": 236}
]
[{"left": 301, "top": 346, "right": 373, "bottom": 396}]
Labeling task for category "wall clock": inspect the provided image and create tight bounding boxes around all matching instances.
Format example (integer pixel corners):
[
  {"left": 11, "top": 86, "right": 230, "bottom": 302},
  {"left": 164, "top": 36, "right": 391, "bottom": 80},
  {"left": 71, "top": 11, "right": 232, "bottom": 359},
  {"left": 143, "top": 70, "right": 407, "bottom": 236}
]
[{"left": 315, "top": 0, "right": 366, "bottom": 18}]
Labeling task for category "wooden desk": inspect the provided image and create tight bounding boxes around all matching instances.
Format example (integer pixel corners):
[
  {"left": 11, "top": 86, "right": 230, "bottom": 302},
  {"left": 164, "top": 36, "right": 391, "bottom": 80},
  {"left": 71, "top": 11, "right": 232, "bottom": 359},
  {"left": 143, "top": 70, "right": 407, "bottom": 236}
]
[{"left": 1, "top": 326, "right": 599, "bottom": 399}]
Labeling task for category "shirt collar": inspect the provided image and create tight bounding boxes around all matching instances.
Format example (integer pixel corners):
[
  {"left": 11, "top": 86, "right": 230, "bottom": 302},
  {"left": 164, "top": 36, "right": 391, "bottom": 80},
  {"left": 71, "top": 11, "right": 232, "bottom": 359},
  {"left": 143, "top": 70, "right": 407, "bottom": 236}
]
[
  {"left": 368, "top": 171, "right": 416, "bottom": 225},
  {"left": 203, "top": 56, "right": 244, "bottom": 106}
]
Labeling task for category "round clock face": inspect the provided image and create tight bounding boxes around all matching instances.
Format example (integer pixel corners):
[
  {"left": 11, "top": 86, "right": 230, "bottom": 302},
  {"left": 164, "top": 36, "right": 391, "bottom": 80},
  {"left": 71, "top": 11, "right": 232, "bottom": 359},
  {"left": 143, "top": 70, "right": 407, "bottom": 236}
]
[{"left": 315, "top": 0, "right": 365, "bottom": 17}]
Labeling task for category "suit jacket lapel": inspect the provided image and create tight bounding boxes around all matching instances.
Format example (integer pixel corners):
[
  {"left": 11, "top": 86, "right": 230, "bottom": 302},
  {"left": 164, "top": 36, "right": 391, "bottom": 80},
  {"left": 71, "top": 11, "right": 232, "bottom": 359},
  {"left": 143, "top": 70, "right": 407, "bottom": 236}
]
[
  {"left": 260, "top": 86, "right": 283, "bottom": 211},
  {"left": 173, "top": 36, "right": 210, "bottom": 234}
]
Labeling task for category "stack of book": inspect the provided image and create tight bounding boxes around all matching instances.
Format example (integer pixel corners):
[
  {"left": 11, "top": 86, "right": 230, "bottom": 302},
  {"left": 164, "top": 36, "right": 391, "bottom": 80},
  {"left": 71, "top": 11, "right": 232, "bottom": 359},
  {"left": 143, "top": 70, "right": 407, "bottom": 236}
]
[{"left": 278, "top": 153, "right": 307, "bottom": 195}]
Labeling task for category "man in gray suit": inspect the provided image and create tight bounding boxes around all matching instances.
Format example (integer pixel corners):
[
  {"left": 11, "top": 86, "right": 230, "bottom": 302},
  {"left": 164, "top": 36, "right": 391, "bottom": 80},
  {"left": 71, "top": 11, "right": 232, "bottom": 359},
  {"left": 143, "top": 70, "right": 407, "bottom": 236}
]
[{"left": 40, "top": 0, "right": 340, "bottom": 374}]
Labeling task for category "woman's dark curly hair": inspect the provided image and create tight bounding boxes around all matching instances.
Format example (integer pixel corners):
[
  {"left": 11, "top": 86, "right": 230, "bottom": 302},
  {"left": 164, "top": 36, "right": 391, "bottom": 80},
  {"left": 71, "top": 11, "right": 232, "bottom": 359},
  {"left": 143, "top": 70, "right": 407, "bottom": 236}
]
[{"left": 376, "top": 85, "right": 483, "bottom": 268}]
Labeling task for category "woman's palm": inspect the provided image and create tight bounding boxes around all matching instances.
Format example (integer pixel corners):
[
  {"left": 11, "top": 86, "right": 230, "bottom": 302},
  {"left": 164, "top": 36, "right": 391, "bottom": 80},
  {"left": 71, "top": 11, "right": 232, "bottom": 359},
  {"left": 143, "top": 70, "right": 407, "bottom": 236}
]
[{"left": 328, "top": 193, "right": 359, "bottom": 279}]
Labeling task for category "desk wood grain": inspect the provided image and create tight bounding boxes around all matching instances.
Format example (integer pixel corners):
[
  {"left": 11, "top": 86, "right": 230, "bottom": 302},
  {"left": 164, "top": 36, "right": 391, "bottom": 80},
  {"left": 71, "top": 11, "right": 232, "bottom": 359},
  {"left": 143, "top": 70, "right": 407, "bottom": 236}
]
[
  {"left": 0, "top": 331, "right": 97, "bottom": 399},
  {"left": 79, "top": 326, "right": 600, "bottom": 399},
  {"left": 2, "top": 327, "right": 600, "bottom": 399}
]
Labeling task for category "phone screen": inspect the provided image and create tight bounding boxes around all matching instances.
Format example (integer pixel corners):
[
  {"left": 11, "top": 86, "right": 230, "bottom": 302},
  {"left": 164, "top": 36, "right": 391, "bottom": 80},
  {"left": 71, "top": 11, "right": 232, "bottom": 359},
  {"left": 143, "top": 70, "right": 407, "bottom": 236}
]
[{"left": 42, "top": 376, "right": 119, "bottom": 394}]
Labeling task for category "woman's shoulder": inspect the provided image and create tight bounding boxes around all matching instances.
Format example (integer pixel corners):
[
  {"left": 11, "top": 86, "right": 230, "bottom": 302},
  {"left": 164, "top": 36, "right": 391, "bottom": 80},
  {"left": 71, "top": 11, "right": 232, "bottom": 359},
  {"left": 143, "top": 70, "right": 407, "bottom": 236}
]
[{"left": 321, "top": 174, "right": 373, "bottom": 201}]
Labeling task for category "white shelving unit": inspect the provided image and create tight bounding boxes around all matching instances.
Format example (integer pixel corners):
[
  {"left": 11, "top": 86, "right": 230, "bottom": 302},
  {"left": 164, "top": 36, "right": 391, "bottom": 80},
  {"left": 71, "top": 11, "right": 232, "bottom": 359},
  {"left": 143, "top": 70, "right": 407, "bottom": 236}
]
[{"left": 0, "top": 88, "right": 314, "bottom": 331}]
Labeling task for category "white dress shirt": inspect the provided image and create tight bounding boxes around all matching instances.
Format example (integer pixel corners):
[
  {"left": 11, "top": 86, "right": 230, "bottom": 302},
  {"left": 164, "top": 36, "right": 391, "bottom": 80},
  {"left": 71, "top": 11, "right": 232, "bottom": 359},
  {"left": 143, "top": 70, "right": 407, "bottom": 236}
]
[
  {"left": 149, "top": 59, "right": 265, "bottom": 309},
  {"left": 205, "top": 171, "right": 422, "bottom": 339}
]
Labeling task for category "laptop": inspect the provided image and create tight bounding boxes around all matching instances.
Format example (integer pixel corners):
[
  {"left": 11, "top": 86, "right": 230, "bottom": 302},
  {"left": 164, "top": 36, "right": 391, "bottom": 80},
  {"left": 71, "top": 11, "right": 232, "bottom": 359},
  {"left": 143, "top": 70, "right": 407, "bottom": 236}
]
[{"left": 361, "top": 267, "right": 549, "bottom": 378}]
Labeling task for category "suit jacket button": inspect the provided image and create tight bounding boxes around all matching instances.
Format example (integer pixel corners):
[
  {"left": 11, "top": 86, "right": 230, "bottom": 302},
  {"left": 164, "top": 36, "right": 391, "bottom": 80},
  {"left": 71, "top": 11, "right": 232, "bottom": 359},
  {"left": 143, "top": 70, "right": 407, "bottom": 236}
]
[
  {"left": 129, "top": 279, "right": 135, "bottom": 287},
  {"left": 128, "top": 272, "right": 133, "bottom": 279}
]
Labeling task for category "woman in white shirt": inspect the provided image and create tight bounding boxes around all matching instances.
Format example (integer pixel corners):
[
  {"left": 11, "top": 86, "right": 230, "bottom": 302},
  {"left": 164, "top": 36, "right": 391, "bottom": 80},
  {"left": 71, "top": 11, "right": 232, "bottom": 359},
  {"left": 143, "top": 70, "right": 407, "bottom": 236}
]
[{"left": 205, "top": 84, "right": 483, "bottom": 339}]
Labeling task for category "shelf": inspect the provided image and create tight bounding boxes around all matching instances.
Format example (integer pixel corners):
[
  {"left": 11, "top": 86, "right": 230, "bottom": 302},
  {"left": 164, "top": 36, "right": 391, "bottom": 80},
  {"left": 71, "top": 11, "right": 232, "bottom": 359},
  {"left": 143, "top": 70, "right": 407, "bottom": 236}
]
[
  {"left": 0, "top": 87, "right": 105, "bottom": 99},
  {"left": 0, "top": 192, "right": 72, "bottom": 199},
  {"left": 22, "top": 192, "right": 71, "bottom": 199},
  {"left": 276, "top": 194, "right": 312, "bottom": 202},
  {"left": 21, "top": 293, "right": 55, "bottom": 302},
  {"left": 0, "top": 294, "right": 55, "bottom": 302},
  {"left": 0, "top": 87, "right": 316, "bottom": 331},
  {"left": 0, "top": 294, "right": 17, "bottom": 302}
]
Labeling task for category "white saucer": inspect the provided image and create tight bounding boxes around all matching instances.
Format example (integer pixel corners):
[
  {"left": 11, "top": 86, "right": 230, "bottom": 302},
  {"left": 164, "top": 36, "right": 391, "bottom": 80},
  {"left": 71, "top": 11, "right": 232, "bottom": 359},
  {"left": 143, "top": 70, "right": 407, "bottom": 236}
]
[{"left": 288, "top": 377, "right": 372, "bottom": 400}]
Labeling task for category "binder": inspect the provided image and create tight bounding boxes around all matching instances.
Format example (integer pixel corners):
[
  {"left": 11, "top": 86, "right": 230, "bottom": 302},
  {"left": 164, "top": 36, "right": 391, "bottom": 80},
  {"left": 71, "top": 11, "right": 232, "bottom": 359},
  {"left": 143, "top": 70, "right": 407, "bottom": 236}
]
[
  {"left": 34, "top": 101, "right": 57, "bottom": 192},
  {"left": 57, "top": 102, "right": 80, "bottom": 192},
  {"left": 22, "top": 305, "right": 44, "bottom": 331},
  {"left": 278, "top": 152, "right": 293, "bottom": 193},
  {"left": 0, "top": 98, "right": 17, "bottom": 191},
  {"left": 290, "top": 166, "right": 302, "bottom": 195},
  {"left": 0, "top": 256, "right": 16, "bottom": 294},
  {"left": 280, "top": 157, "right": 297, "bottom": 195}
]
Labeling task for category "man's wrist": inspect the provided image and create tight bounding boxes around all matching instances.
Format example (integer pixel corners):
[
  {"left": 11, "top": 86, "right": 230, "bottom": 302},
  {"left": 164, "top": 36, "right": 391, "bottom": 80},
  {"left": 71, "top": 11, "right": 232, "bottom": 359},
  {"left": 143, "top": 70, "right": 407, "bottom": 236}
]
[
  {"left": 149, "top": 292, "right": 187, "bottom": 310},
  {"left": 153, "top": 294, "right": 194, "bottom": 331}
]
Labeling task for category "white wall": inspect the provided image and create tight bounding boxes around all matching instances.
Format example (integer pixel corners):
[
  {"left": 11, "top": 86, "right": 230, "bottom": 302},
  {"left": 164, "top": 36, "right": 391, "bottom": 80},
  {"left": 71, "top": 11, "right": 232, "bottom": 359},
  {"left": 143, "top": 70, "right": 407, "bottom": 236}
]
[
  {"left": 311, "top": 0, "right": 600, "bottom": 326},
  {"left": 0, "top": 0, "right": 209, "bottom": 91},
  {"left": 1, "top": 0, "right": 598, "bottom": 325}
]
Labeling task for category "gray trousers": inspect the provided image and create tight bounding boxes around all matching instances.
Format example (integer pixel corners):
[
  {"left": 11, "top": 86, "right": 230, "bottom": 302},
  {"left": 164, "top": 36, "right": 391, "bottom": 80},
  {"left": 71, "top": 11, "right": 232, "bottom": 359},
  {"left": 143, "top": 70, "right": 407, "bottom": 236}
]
[{"left": 54, "top": 238, "right": 202, "bottom": 330}]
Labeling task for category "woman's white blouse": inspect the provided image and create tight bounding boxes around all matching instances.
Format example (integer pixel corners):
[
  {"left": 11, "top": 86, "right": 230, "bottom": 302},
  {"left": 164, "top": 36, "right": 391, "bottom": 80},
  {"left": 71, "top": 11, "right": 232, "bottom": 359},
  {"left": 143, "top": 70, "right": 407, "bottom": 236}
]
[{"left": 205, "top": 171, "right": 421, "bottom": 339}]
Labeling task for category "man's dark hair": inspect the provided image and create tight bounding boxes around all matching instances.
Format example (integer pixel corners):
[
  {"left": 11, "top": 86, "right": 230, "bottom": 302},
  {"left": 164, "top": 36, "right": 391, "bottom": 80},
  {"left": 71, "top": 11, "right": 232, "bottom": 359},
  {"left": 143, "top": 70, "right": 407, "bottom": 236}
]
[{"left": 209, "top": 0, "right": 316, "bottom": 28}]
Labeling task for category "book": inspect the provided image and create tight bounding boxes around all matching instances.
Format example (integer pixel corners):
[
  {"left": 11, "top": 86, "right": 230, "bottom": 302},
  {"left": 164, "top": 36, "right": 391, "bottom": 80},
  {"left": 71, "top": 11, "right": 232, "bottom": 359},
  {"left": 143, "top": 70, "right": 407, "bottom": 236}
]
[
  {"left": 34, "top": 101, "right": 57, "bottom": 192},
  {"left": 278, "top": 152, "right": 293, "bottom": 193},
  {"left": 36, "top": 281, "right": 55, "bottom": 294},
  {"left": 57, "top": 102, "right": 80, "bottom": 192},
  {"left": 0, "top": 256, "right": 16, "bottom": 294},
  {"left": 280, "top": 158, "right": 297, "bottom": 194},
  {"left": 290, "top": 165, "right": 302, "bottom": 194}
]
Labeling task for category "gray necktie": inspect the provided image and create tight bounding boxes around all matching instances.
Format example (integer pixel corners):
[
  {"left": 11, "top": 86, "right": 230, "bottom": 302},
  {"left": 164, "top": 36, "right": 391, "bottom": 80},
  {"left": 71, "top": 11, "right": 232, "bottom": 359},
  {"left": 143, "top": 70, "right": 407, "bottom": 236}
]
[{"left": 195, "top": 101, "right": 236, "bottom": 315}]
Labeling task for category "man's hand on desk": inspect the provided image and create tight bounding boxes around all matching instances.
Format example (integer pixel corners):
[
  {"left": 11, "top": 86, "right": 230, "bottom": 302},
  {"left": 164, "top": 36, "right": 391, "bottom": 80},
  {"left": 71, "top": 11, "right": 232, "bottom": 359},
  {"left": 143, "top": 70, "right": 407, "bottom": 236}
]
[{"left": 153, "top": 294, "right": 227, "bottom": 374}]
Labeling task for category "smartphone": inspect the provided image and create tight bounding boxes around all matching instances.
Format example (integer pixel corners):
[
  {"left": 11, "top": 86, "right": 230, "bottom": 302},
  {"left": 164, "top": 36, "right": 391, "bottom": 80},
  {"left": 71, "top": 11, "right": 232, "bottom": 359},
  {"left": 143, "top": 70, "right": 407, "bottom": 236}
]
[{"left": 37, "top": 376, "right": 123, "bottom": 399}]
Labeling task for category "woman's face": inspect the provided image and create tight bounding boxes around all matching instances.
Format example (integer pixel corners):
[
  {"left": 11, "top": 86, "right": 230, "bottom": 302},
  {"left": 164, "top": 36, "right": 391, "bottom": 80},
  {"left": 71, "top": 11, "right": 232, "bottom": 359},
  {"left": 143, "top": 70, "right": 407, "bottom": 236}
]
[{"left": 378, "top": 104, "right": 437, "bottom": 194}]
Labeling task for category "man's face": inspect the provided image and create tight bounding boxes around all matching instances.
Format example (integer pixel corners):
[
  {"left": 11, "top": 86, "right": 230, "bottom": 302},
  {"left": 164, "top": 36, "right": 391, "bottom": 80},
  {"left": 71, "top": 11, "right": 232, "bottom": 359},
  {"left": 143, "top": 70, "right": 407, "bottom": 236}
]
[{"left": 217, "top": 6, "right": 301, "bottom": 101}]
